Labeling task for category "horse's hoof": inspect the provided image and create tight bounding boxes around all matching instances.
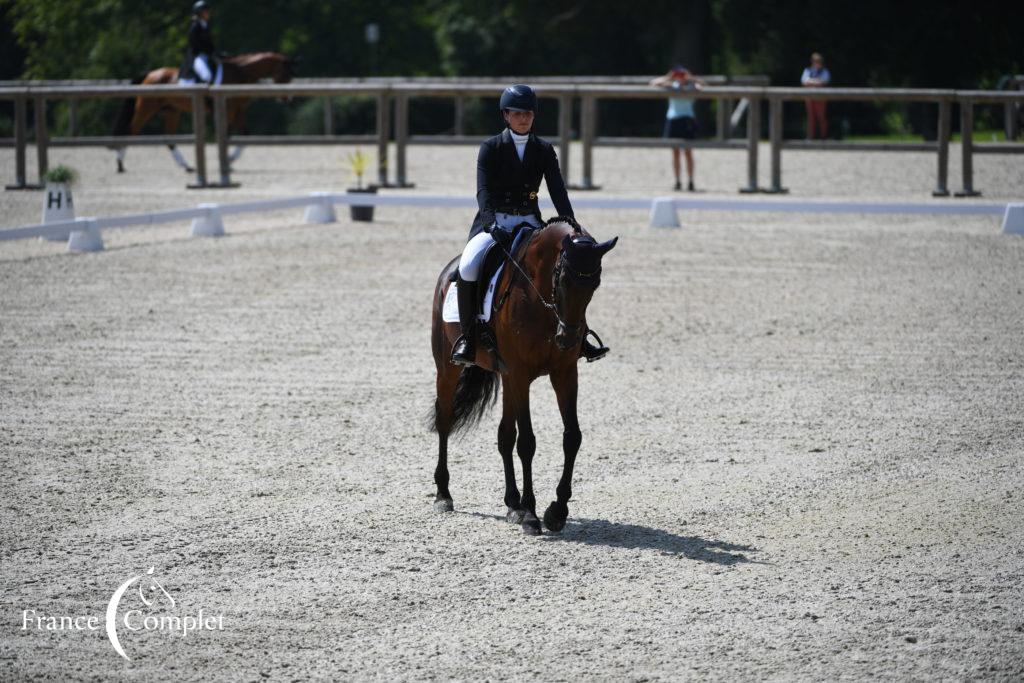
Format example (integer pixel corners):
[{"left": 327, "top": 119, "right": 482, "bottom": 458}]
[
  {"left": 521, "top": 513, "right": 542, "bottom": 536},
  {"left": 506, "top": 507, "right": 525, "bottom": 524},
  {"left": 185, "top": 166, "right": 196, "bottom": 174},
  {"left": 116, "top": 168, "right": 125, "bottom": 174},
  {"left": 543, "top": 502, "right": 568, "bottom": 533},
  {"left": 433, "top": 498, "right": 454, "bottom": 513}
]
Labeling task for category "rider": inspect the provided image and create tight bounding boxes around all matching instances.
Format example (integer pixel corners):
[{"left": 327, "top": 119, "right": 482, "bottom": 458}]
[
  {"left": 450, "top": 84, "right": 610, "bottom": 367},
  {"left": 180, "top": 1, "right": 219, "bottom": 84}
]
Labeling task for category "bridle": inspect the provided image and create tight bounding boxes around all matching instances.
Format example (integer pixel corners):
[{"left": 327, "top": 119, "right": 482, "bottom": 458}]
[
  {"left": 549, "top": 247, "right": 601, "bottom": 343},
  {"left": 496, "top": 223, "right": 601, "bottom": 342}
]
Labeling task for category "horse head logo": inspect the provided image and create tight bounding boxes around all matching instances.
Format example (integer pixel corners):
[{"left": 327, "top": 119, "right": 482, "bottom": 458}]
[
  {"left": 138, "top": 567, "right": 175, "bottom": 610},
  {"left": 105, "top": 567, "right": 174, "bottom": 661}
]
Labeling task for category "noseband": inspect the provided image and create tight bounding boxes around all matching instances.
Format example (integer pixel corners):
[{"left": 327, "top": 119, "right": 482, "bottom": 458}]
[{"left": 551, "top": 242, "right": 601, "bottom": 340}]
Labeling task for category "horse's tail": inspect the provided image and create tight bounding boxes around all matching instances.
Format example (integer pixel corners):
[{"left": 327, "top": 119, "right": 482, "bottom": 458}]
[
  {"left": 112, "top": 73, "right": 147, "bottom": 136},
  {"left": 431, "top": 366, "right": 498, "bottom": 434}
]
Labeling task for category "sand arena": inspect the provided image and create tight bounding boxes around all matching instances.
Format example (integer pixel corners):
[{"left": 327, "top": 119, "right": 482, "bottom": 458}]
[{"left": 1, "top": 143, "right": 1022, "bottom": 679}]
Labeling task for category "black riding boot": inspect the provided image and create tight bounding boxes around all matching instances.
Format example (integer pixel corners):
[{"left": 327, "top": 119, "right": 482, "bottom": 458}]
[
  {"left": 450, "top": 276, "right": 478, "bottom": 366},
  {"left": 579, "top": 329, "right": 610, "bottom": 363}
]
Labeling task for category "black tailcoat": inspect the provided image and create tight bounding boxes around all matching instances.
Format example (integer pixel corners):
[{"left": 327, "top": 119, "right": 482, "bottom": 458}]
[
  {"left": 179, "top": 19, "right": 217, "bottom": 81},
  {"left": 469, "top": 129, "right": 574, "bottom": 239}
]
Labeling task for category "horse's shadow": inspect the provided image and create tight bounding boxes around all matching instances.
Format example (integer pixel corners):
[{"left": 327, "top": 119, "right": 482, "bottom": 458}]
[{"left": 459, "top": 511, "right": 758, "bottom": 566}]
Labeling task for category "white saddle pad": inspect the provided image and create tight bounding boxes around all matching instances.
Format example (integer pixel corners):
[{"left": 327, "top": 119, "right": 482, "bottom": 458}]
[{"left": 442, "top": 265, "right": 504, "bottom": 323}]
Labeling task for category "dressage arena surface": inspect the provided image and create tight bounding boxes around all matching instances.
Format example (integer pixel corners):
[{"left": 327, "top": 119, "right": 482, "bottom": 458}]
[{"left": 1, "top": 144, "right": 1023, "bottom": 680}]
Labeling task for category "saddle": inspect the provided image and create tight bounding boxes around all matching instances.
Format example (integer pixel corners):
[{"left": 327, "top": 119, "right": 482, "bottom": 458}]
[{"left": 450, "top": 225, "right": 537, "bottom": 319}]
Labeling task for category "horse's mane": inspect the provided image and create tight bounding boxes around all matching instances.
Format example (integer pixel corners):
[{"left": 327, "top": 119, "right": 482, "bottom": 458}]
[
  {"left": 223, "top": 52, "right": 285, "bottom": 66},
  {"left": 544, "top": 215, "right": 594, "bottom": 242}
]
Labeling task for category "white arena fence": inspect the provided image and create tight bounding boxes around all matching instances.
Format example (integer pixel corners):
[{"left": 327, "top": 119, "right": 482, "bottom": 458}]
[{"left": 1, "top": 193, "right": 1021, "bottom": 253}]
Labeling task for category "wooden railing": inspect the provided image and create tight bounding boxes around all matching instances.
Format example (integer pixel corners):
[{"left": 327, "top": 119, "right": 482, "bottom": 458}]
[{"left": 1, "top": 79, "right": 1021, "bottom": 196}]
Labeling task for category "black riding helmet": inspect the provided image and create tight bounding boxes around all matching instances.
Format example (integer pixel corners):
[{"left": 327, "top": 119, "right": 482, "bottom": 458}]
[
  {"left": 192, "top": 0, "right": 211, "bottom": 14},
  {"left": 499, "top": 84, "right": 537, "bottom": 113}
]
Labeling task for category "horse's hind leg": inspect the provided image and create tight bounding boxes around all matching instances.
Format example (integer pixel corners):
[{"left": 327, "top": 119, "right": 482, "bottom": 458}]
[
  {"left": 498, "top": 379, "right": 522, "bottom": 522},
  {"left": 432, "top": 366, "right": 460, "bottom": 512},
  {"left": 116, "top": 147, "right": 127, "bottom": 173}
]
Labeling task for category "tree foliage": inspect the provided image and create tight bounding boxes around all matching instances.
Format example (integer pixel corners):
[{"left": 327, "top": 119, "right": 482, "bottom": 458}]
[
  {"left": 3, "top": 0, "right": 1021, "bottom": 137},
  {"left": 6, "top": 0, "right": 1020, "bottom": 85}
]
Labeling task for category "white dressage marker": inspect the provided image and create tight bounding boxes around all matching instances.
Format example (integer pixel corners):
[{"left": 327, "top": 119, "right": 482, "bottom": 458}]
[
  {"left": 190, "top": 204, "right": 225, "bottom": 237},
  {"left": 649, "top": 197, "right": 680, "bottom": 228},
  {"left": 1001, "top": 203, "right": 1024, "bottom": 235},
  {"left": 303, "top": 192, "right": 337, "bottom": 224},
  {"left": 67, "top": 218, "right": 104, "bottom": 253}
]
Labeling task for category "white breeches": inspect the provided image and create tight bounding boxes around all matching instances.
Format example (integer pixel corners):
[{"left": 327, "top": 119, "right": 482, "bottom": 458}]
[
  {"left": 458, "top": 212, "right": 542, "bottom": 281},
  {"left": 193, "top": 55, "right": 223, "bottom": 85}
]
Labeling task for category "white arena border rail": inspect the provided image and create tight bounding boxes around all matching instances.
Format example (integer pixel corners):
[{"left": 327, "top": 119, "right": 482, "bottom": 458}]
[{"left": 1, "top": 193, "right": 1021, "bottom": 251}]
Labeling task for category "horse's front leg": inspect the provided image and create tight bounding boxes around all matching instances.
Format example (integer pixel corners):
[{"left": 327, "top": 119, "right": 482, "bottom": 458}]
[
  {"left": 544, "top": 366, "right": 580, "bottom": 533},
  {"left": 512, "top": 379, "right": 541, "bottom": 535},
  {"left": 227, "top": 100, "right": 248, "bottom": 165},
  {"left": 498, "top": 378, "right": 522, "bottom": 522},
  {"left": 164, "top": 109, "right": 194, "bottom": 173}
]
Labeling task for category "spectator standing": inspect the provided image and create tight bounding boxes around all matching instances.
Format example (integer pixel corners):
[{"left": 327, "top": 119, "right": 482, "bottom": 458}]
[
  {"left": 801, "top": 52, "right": 831, "bottom": 139},
  {"left": 650, "top": 66, "right": 706, "bottom": 191}
]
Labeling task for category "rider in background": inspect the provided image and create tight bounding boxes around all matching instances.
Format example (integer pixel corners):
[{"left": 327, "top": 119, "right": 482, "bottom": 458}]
[
  {"left": 180, "top": 1, "right": 220, "bottom": 84},
  {"left": 450, "top": 84, "right": 610, "bottom": 367}
]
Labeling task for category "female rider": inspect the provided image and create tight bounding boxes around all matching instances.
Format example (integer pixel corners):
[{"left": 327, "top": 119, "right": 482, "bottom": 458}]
[
  {"left": 180, "top": 1, "right": 219, "bottom": 85},
  {"left": 450, "top": 84, "right": 609, "bottom": 367}
]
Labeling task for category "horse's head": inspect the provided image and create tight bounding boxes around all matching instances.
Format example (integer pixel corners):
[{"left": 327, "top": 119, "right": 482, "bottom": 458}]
[
  {"left": 552, "top": 232, "right": 618, "bottom": 351},
  {"left": 275, "top": 54, "right": 300, "bottom": 84},
  {"left": 137, "top": 566, "right": 175, "bottom": 610}
]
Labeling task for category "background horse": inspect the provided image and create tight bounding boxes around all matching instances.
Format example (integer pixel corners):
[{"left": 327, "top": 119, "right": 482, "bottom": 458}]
[
  {"left": 111, "top": 52, "right": 298, "bottom": 173},
  {"left": 430, "top": 219, "right": 618, "bottom": 535}
]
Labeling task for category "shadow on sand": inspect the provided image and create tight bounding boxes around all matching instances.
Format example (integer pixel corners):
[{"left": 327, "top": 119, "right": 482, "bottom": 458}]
[
  {"left": 457, "top": 510, "right": 758, "bottom": 566},
  {"left": 552, "top": 518, "right": 758, "bottom": 565}
]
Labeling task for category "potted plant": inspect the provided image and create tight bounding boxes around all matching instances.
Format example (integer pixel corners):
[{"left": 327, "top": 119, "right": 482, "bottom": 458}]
[
  {"left": 40, "top": 165, "right": 78, "bottom": 240},
  {"left": 345, "top": 150, "right": 377, "bottom": 222}
]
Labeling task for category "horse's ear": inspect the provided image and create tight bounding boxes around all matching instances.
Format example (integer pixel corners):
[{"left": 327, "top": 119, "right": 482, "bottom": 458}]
[{"left": 596, "top": 236, "right": 618, "bottom": 255}]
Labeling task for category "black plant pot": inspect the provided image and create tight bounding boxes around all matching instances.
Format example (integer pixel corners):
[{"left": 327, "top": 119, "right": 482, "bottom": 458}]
[{"left": 347, "top": 185, "right": 377, "bottom": 222}]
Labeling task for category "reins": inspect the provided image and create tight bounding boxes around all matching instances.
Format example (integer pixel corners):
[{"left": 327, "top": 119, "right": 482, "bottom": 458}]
[
  {"left": 494, "top": 229, "right": 563, "bottom": 325},
  {"left": 493, "top": 218, "right": 598, "bottom": 333}
]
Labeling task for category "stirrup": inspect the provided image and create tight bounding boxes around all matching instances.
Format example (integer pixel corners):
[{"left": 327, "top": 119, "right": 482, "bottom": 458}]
[{"left": 581, "top": 329, "right": 609, "bottom": 363}]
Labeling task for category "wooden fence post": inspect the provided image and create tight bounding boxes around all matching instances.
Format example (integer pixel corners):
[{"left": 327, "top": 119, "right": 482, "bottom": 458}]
[
  {"left": 4, "top": 95, "right": 32, "bottom": 189},
  {"left": 933, "top": 99, "right": 951, "bottom": 197},
  {"left": 558, "top": 94, "right": 572, "bottom": 185},
  {"left": 767, "top": 96, "right": 787, "bottom": 193},
  {"left": 576, "top": 95, "right": 599, "bottom": 190},
  {"left": 740, "top": 95, "right": 761, "bottom": 193},
  {"left": 34, "top": 96, "right": 49, "bottom": 183},
  {"left": 955, "top": 97, "right": 981, "bottom": 197},
  {"left": 213, "top": 92, "right": 235, "bottom": 187},
  {"left": 394, "top": 92, "right": 412, "bottom": 187},
  {"left": 376, "top": 91, "right": 390, "bottom": 187},
  {"left": 187, "top": 91, "right": 209, "bottom": 189}
]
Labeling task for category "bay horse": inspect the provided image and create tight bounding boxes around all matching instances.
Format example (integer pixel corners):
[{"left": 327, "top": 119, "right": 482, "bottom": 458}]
[
  {"left": 430, "top": 219, "right": 618, "bottom": 535},
  {"left": 111, "top": 52, "right": 298, "bottom": 173}
]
